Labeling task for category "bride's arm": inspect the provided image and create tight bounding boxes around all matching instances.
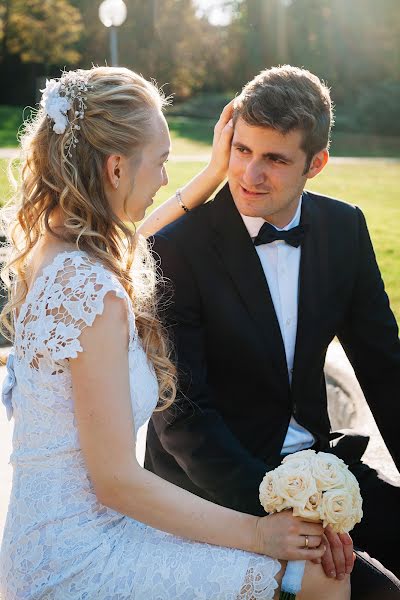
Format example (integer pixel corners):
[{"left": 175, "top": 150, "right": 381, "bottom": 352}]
[
  {"left": 136, "top": 102, "right": 233, "bottom": 238},
  {"left": 70, "top": 292, "right": 326, "bottom": 561}
]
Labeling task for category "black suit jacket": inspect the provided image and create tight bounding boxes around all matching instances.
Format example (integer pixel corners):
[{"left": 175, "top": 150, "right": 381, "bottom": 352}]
[{"left": 145, "top": 184, "right": 400, "bottom": 516}]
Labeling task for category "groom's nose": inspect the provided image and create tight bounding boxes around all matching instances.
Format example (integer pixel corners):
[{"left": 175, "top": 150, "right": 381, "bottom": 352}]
[{"left": 243, "top": 160, "right": 266, "bottom": 187}]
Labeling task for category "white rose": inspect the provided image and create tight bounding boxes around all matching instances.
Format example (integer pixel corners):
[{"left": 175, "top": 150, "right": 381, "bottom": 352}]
[
  {"left": 280, "top": 453, "right": 317, "bottom": 477},
  {"left": 350, "top": 482, "right": 363, "bottom": 525},
  {"left": 282, "top": 449, "right": 316, "bottom": 464},
  {"left": 293, "top": 490, "right": 323, "bottom": 521},
  {"left": 320, "top": 488, "right": 355, "bottom": 532},
  {"left": 311, "top": 452, "right": 348, "bottom": 491},
  {"left": 259, "top": 471, "right": 287, "bottom": 513},
  {"left": 273, "top": 462, "right": 317, "bottom": 509}
]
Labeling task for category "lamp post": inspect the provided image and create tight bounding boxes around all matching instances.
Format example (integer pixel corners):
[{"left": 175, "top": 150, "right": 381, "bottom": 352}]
[{"left": 99, "top": 0, "right": 127, "bottom": 66}]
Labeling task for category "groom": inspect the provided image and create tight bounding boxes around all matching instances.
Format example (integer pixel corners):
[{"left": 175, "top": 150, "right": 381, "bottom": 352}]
[{"left": 145, "top": 66, "right": 400, "bottom": 589}]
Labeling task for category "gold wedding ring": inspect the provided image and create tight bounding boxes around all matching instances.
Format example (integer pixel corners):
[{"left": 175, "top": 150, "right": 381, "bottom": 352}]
[{"left": 303, "top": 535, "right": 309, "bottom": 549}]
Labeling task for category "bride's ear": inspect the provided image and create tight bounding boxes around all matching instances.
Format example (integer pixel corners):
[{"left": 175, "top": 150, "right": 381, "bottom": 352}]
[{"left": 105, "top": 155, "right": 122, "bottom": 190}]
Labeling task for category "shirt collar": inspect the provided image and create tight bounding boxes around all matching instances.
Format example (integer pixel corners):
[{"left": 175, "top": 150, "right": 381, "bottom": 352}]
[{"left": 241, "top": 195, "right": 303, "bottom": 238}]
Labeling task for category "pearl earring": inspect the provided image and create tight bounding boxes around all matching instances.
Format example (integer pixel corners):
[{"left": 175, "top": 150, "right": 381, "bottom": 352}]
[{"left": 115, "top": 179, "right": 119, "bottom": 189}]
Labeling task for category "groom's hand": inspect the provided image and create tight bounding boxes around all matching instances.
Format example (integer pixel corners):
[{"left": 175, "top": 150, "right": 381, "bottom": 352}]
[{"left": 314, "top": 525, "right": 355, "bottom": 580}]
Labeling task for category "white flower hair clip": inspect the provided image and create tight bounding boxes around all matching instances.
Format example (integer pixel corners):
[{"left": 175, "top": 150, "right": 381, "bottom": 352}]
[{"left": 40, "top": 70, "right": 92, "bottom": 158}]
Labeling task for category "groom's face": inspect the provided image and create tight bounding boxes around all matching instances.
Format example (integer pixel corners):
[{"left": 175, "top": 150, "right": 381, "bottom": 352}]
[{"left": 228, "top": 118, "right": 326, "bottom": 228}]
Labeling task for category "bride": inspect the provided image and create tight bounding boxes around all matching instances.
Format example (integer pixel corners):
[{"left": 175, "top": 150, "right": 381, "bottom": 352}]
[{"left": 0, "top": 66, "right": 349, "bottom": 599}]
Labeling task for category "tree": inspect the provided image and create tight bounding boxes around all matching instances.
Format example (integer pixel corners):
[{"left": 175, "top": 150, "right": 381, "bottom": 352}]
[{"left": 1, "top": 0, "right": 83, "bottom": 65}]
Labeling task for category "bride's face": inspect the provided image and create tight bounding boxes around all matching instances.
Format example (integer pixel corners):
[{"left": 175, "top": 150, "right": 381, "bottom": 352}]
[{"left": 107, "top": 110, "right": 171, "bottom": 222}]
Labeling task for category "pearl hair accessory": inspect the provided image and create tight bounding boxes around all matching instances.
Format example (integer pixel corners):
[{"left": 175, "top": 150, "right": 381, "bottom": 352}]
[{"left": 40, "top": 70, "right": 92, "bottom": 158}]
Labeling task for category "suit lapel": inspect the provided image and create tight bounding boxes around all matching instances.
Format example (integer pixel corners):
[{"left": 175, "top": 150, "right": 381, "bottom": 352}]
[
  {"left": 209, "top": 185, "right": 289, "bottom": 380},
  {"left": 292, "top": 191, "right": 325, "bottom": 387}
]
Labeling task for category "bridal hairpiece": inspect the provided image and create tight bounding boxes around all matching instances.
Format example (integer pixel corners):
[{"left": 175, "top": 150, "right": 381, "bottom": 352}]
[{"left": 40, "top": 70, "right": 92, "bottom": 158}]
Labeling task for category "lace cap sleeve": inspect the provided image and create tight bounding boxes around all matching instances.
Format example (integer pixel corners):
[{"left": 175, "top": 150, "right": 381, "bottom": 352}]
[{"left": 37, "top": 253, "right": 128, "bottom": 361}]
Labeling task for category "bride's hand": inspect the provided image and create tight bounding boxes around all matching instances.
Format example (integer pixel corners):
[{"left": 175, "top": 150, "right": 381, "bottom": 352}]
[
  {"left": 254, "top": 510, "right": 327, "bottom": 561},
  {"left": 207, "top": 100, "right": 234, "bottom": 181}
]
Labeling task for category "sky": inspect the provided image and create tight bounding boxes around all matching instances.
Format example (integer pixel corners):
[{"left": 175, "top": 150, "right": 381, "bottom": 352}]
[{"left": 193, "top": 0, "right": 235, "bottom": 26}]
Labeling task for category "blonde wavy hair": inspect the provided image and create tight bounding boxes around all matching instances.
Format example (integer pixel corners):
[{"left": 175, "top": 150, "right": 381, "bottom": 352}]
[{"left": 0, "top": 66, "right": 176, "bottom": 410}]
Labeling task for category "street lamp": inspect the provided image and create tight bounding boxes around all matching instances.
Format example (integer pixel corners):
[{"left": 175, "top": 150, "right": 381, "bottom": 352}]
[{"left": 99, "top": 0, "right": 127, "bottom": 66}]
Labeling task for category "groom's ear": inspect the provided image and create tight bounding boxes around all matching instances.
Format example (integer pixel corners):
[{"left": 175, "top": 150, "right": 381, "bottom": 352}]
[{"left": 305, "top": 149, "right": 329, "bottom": 180}]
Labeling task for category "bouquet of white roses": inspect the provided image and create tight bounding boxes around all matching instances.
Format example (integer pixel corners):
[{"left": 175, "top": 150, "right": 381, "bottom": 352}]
[{"left": 259, "top": 449, "right": 363, "bottom": 600}]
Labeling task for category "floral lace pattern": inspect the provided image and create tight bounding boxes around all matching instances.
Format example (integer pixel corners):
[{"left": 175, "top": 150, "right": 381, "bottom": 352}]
[{"left": 0, "top": 251, "right": 280, "bottom": 599}]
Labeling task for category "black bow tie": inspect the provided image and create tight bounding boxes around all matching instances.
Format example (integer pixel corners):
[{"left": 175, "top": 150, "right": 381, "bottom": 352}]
[{"left": 253, "top": 222, "right": 307, "bottom": 248}]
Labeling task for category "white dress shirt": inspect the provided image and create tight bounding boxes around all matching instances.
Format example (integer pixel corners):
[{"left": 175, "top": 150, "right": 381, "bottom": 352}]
[{"left": 241, "top": 198, "right": 316, "bottom": 455}]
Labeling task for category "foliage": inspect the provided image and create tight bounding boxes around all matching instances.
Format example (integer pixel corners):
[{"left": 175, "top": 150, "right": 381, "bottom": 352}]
[
  {"left": 229, "top": 0, "right": 400, "bottom": 114},
  {"left": 167, "top": 92, "right": 233, "bottom": 118},
  {"left": 0, "top": 105, "right": 24, "bottom": 146},
  {"left": 113, "top": 0, "right": 239, "bottom": 99},
  {"left": 1, "top": 0, "right": 83, "bottom": 65},
  {"left": 0, "top": 0, "right": 399, "bottom": 135},
  {"left": 355, "top": 82, "right": 400, "bottom": 137}
]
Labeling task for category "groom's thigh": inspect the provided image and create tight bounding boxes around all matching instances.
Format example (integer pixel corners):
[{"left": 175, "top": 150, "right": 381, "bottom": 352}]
[{"left": 350, "top": 461, "right": 400, "bottom": 576}]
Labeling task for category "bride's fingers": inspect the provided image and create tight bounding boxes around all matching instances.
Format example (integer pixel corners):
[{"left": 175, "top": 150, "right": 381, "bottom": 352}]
[
  {"left": 297, "top": 534, "right": 323, "bottom": 549},
  {"left": 213, "top": 100, "right": 235, "bottom": 137},
  {"left": 291, "top": 543, "right": 326, "bottom": 562},
  {"left": 338, "top": 531, "right": 355, "bottom": 574},
  {"left": 298, "top": 520, "right": 324, "bottom": 536},
  {"left": 219, "top": 99, "right": 235, "bottom": 122}
]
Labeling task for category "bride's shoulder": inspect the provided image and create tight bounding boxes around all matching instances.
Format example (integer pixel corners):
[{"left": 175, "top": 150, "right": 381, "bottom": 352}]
[
  {"left": 37, "top": 251, "right": 128, "bottom": 360},
  {"left": 51, "top": 249, "right": 113, "bottom": 278},
  {"left": 40, "top": 249, "right": 126, "bottom": 308}
]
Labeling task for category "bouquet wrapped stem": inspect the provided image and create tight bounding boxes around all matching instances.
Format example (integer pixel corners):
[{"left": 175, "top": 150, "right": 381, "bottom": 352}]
[{"left": 280, "top": 560, "right": 306, "bottom": 599}]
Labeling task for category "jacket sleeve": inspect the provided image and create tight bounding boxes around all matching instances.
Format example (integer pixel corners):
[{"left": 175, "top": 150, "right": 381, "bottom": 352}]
[
  {"left": 337, "top": 206, "right": 400, "bottom": 470},
  {"left": 150, "top": 232, "right": 270, "bottom": 516}
]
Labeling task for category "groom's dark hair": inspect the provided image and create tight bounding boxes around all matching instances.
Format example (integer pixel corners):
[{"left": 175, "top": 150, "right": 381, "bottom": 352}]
[{"left": 233, "top": 65, "right": 333, "bottom": 171}]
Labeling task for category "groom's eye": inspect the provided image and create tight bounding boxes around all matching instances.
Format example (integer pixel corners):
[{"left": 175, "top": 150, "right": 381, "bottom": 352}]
[{"left": 268, "top": 156, "right": 287, "bottom": 165}]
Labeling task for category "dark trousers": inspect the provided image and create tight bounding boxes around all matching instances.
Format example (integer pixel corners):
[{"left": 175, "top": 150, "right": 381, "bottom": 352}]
[
  {"left": 350, "top": 461, "right": 400, "bottom": 577},
  {"left": 352, "top": 550, "right": 400, "bottom": 599},
  {"left": 347, "top": 460, "right": 400, "bottom": 598}
]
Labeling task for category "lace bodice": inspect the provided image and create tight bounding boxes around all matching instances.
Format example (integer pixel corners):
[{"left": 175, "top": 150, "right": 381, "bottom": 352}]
[
  {"left": 9, "top": 251, "right": 158, "bottom": 434},
  {"left": 0, "top": 251, "right": 280, "bottom": 599}
]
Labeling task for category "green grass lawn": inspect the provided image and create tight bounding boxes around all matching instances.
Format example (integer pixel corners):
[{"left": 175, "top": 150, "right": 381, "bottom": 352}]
[
  {"left": 1, "top": 156, "right": 399, "bottom": 322},
  {"left": 308, "top": 161, "right": 400, "bottom": 321}
]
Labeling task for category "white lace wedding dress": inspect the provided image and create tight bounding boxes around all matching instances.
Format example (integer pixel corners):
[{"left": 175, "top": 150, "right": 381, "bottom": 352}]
[{"left": 0, "top": 251, "right": 280, "bottom": 599}]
